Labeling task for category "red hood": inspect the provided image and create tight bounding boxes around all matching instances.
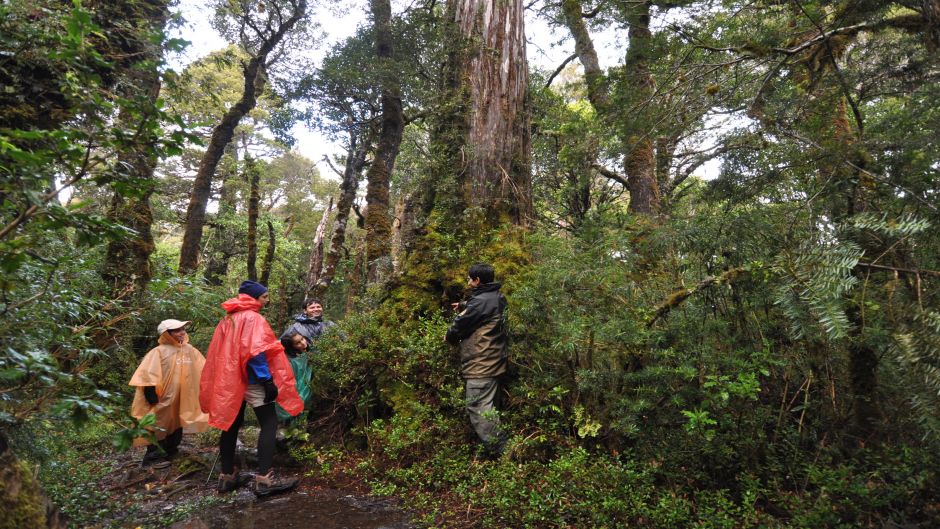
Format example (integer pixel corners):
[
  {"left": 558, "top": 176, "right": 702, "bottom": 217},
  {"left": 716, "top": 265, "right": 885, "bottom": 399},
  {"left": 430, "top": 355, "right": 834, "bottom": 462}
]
[{"left": 221, "top": 293, "right": 263, "bottom": 314}]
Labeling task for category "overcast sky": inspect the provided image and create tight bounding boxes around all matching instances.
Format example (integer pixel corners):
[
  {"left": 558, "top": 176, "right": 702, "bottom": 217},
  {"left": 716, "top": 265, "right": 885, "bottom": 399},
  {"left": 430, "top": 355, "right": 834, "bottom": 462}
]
[{"left": 170, "top": 0, "right": 626, "bottom": 178}]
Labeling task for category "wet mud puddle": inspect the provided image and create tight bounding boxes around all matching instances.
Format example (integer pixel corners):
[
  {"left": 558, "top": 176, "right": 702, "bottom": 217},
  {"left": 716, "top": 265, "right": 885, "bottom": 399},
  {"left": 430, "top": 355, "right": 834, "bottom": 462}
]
[{"left": 172, "top": 489, "right": 414, "bottom": 529}]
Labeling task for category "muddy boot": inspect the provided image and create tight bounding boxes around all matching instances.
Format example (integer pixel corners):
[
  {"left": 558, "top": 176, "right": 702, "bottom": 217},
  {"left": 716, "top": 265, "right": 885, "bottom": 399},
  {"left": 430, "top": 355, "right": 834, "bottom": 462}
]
[
  {"left": 217, "top": 468, "right": 250, "bottom": 494},
  {"left": 253, "top": 471, "right": 298, "bottom": 497}
]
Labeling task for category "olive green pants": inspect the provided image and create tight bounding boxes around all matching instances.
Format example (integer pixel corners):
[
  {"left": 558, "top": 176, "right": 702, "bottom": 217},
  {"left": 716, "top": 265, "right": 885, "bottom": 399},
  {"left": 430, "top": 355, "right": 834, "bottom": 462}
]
[{"left": 465, "top": 377, "right": 505, "bottom": 449}]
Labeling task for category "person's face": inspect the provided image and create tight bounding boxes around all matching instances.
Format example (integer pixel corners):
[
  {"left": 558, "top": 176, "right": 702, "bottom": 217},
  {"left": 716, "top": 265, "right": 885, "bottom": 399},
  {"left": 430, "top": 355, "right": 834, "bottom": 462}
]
[
  {"left": 468, "top": 276, "right": 481, "bottom": 288},
  {"left": 258, "top": 292, "right": 270, "bottom": 306},
  {"left": 304, "top": 302, "right": 323, "bottom": 318},
  {"left": 168, "top": 327, "right": 187, "bottom": 343},
  {"left": 291, "top": 334, "right": 308, "bottom": 351}
]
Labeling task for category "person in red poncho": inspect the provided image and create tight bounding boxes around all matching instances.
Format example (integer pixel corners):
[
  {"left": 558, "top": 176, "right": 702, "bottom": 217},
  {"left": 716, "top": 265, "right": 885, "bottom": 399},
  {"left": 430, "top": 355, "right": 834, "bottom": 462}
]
[{"left": 200, "top": 280, "right": 303, "bottom": 497}]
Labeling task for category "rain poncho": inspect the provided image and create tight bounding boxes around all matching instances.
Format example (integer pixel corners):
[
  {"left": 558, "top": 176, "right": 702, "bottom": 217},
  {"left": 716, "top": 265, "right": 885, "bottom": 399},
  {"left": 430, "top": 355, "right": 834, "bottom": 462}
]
[
  {"left": 129, "top": 332, "right": 209, "bottom": 446},
  {"left": 200, "top": 294, "right": 303, "bottom": 430},
  {"left": 276, "top": 353, "right": 313, "bottom": 421}
]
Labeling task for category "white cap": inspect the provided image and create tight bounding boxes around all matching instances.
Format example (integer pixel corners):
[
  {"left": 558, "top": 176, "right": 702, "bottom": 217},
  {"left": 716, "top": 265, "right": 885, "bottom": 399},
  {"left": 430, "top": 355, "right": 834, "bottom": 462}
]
[{"left": 157, "top": 319, "right": 190, "bottom": 335}]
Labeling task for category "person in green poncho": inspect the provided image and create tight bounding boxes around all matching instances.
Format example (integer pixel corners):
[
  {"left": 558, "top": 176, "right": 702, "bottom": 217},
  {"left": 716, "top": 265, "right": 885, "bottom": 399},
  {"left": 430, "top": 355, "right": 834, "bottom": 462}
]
[{"left": 275, "top": 330, "right": 314, "bottom": 422}]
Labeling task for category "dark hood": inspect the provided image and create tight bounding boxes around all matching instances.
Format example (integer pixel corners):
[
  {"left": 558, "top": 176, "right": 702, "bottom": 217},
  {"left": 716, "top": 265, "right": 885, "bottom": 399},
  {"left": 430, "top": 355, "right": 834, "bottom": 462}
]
[{"left": 471, "top": 282, "right": 502, "bottom": 295}]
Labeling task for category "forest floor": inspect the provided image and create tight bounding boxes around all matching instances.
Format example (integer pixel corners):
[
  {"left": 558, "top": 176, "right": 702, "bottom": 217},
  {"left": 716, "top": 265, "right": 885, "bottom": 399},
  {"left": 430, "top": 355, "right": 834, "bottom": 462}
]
[{"left": 86, "top": 430, "right": 414, "bottom": 529}]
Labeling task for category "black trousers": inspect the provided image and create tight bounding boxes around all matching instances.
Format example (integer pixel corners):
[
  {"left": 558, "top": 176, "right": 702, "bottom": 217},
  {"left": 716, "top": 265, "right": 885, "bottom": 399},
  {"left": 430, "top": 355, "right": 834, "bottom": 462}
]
[
  {"left": 145, "top": 427, "right": 183, "bottom": 457},
  {"left": 219, "top": 401, "right": 278, "bottom": 475}
]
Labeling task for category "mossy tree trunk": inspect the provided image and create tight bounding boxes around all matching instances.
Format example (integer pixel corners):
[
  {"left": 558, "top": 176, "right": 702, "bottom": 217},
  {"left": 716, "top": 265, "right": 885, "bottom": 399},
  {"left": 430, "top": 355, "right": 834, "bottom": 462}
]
[
  {"left": 101, "top": 0, "right": 170, "bottom": 301},
  {"left": 622, "top": 1, "right": 660, "bottom": 215},
  {"left": 365, "top": 0, "right": 405, "bottom": 284},
  {"left": 0, "top": 432, "right": 65, "bottom": 529},
  {"left": 560, "top": 0, "right": 607, "bottom": 112}
]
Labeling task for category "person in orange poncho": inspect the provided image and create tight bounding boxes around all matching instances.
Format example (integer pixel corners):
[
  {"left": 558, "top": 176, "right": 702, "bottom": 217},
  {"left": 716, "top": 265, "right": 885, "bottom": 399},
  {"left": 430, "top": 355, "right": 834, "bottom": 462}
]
[
  {"left": 129, "top": 319, "right": 209, "bottom": 466},
  {"left": 200, "top": 280, "right": 303, "bottom": 497}
]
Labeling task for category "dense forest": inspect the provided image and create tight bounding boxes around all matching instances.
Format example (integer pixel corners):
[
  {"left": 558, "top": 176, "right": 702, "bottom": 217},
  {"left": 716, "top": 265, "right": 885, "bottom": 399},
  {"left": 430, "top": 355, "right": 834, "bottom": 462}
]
[{"left": 2, "top": 0, "right": 940, "bottom": 527}]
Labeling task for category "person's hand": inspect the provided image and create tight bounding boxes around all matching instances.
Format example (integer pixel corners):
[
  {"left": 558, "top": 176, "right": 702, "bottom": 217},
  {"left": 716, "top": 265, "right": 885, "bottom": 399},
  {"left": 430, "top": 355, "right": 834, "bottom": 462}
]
[
  {"left": 143, "top": 386, "right": 159, "bottom": 406},
  {"left": 450, "top": 302, "right": 460, "bottom": 310},
  {"left": 263, "top": 380, "right": 278, "bottom": 404}
]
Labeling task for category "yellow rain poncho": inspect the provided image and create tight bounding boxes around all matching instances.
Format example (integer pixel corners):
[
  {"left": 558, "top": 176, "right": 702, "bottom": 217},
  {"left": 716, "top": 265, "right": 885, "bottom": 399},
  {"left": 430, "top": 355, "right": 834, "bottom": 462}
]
[{"left": 129, "top": 332, "right": 209, "bottom": 446}]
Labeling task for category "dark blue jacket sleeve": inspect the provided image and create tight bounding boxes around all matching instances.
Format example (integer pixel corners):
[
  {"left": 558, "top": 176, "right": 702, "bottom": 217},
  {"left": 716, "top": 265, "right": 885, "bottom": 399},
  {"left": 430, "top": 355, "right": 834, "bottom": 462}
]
[{"left": 246, "top": 352, "right": 272, "bottom": 383}]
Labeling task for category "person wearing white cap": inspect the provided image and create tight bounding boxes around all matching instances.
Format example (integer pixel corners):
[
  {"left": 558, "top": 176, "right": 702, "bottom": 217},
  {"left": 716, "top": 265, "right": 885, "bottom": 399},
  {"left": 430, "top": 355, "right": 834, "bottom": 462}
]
[{"left": 129, "top": 319, "right": 209, "bottom": 466}]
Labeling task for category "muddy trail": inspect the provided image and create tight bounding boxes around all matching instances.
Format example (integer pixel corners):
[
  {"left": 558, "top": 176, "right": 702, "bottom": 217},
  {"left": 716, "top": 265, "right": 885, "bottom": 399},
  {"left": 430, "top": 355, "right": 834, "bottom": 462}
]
[
  {"left": 94, "top": 435, "right": 414, "bottom": 529},
  {"left": 170, "top": 489, "right": 412, "bottom": 529}
]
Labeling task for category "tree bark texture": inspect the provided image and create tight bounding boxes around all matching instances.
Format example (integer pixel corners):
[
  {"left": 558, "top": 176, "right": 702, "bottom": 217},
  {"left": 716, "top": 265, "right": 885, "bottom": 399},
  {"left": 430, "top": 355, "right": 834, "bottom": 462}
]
[
  {"left": 177, "top": 0, "right": 307, "bottom": 274},
  {"left": 365, "top": 0, "right": 405, "bottom": 283},
  {"left": 246, "top": 155, "right": 260, "bottom": 282},
  {"left": 623, "top": 1, "right": 660, "bottom": 215},
  {"left": 101, "top": 0, "right": 169, "bottom": 301},
  {"left": 314, "top": 137, "right": 369, "bottom": 296},
  {"left": 560, "top": 0, "right": 608, "bottom": 111},
  {"left": 453, "top": 0, "right": 532, "bottom": 225}
]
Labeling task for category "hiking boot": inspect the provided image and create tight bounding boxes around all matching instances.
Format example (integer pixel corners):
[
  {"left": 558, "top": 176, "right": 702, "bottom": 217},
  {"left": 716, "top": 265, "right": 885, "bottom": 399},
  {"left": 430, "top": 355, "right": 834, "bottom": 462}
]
[
  {"left": 217, "top": 468, "right": 251, "bottom": 493},
  {"left": 253, "top": 471, "right": 298, "bottom": 497}
]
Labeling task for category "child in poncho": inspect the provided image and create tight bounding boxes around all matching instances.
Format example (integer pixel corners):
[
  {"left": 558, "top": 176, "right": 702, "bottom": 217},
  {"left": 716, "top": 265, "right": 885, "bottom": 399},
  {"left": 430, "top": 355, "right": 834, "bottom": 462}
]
[{"left": 129, "top": 319, "right": 209, "bottom": 465}]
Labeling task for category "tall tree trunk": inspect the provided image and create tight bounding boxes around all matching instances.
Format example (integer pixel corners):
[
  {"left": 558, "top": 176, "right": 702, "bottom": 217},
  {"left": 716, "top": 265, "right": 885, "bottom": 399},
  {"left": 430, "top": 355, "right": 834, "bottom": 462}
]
[
  {"left": 177, "top": 0, "right": 308, "bottom": 274},
  {"left": 203, "top": 142, "right": 240, "bottom": 285},
  {"left": 314, "top": 136, "right": 369, "bottom": 296},
  {"left": 260, "top": 219, "right": 276, "bottom": 286},
  {"left": 246, "top": 154, "right": 260, "bottom": 281},
  {"left": 453, "top": 0, "right": 532, "bottom": 225},
  {"left": 101, "top": 0, "right": 169, "bottom": 300},
  {"left": 623, "top": 1, "right": 660, "bottom": 215},
  {"left": 101, "top": 92, "right": 159, "bottom": 300},
  {"left": 558, "top": 0, "right": 607, "bottom": 226},
  {"left": 365, "top": 0, "right": 405, "bottom": 284},
  {"left": 305, "top": 198, "right": 334, "bottom": 295},
  {"left": 560, "top": 0, "right": 608, "bottom": 111}
]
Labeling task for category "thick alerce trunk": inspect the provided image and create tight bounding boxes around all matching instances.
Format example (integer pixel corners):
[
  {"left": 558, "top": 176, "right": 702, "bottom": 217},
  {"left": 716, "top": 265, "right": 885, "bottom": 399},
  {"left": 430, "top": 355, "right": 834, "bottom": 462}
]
[
  {"left": 203, "top": 143, "right": 239, "bottom": 286},
  {"left": 454, "top": 0, "right": 532, "bottom": 224}
]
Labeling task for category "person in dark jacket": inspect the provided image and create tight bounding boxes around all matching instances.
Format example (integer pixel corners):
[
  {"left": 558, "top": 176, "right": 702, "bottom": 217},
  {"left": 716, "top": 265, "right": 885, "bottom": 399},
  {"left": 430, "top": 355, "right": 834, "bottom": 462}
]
[
  {"left": 282, "top": 299, "right": 335, "bottom": 348},
  {"left": 445, "top": 263, "right": 509, "bottom": 457}
]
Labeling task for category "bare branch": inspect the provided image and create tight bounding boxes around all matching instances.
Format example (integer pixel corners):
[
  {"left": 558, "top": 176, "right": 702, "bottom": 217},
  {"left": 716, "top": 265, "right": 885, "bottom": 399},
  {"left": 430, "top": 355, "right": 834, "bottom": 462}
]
[{"left": 544, "top": 52, "right": 579, "bottom": 88}]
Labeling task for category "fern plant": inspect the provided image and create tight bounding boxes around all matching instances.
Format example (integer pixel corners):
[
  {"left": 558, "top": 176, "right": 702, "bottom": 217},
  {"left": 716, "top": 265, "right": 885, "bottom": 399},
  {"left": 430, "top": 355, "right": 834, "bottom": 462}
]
[{"left": 772, "top": 239, "right": 862, "bottom": 341}]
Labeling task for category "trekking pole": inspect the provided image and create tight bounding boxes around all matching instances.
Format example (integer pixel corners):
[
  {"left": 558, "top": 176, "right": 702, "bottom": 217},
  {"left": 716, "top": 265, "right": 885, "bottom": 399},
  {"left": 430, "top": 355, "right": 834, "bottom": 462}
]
[{"left": 205, "top": 453, "right": 220, "bottom": 485}]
